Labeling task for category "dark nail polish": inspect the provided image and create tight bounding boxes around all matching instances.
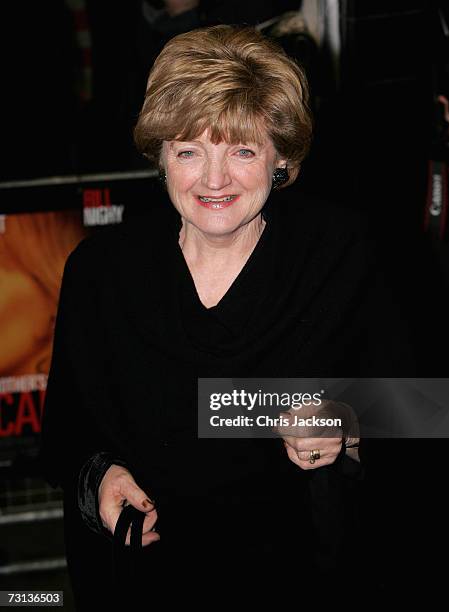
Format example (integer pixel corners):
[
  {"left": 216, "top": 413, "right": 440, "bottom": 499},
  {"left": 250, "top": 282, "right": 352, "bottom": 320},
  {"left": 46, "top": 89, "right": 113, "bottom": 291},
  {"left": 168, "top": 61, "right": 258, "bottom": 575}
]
[{"left": 142, "top": 498, "right": 155, "bottom": 510}]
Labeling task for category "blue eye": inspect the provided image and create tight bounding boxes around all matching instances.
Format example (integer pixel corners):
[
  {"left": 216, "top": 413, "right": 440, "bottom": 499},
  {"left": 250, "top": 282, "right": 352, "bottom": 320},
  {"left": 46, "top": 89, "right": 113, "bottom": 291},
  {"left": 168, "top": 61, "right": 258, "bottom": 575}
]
[
  {"left": 237, "top": 149, "right": 255, "bottom": 158},
  {"left": 178, "top": 150, "right": 194, "bottom": 158}
]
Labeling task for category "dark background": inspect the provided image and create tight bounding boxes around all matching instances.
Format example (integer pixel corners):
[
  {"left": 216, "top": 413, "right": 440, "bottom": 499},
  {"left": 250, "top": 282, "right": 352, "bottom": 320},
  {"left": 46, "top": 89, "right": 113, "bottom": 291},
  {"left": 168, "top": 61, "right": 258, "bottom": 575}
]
[{"left": 1, "top": 0, "right": 449, "bottom": 603}]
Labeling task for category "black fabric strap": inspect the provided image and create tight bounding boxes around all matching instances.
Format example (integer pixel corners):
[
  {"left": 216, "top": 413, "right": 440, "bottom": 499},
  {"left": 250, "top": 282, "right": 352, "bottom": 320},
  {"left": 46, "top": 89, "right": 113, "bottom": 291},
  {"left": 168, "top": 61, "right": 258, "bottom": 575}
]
[{"left": 113, "top": 505, "right": 146, "bottom": 605}]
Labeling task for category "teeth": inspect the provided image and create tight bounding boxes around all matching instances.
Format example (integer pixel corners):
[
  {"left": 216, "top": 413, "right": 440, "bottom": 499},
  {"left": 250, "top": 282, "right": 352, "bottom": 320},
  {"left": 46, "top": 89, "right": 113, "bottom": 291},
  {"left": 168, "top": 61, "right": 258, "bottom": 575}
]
[{"left": 199, "top": 196, "right": 235, "bottom": 203}]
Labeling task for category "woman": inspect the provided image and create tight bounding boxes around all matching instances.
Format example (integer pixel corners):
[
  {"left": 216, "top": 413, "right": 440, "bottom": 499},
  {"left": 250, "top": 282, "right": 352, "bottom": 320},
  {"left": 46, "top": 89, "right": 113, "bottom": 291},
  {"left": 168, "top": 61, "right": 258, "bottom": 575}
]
[{"left": 40, "top": 25, "right": 406, "bottom": 608}]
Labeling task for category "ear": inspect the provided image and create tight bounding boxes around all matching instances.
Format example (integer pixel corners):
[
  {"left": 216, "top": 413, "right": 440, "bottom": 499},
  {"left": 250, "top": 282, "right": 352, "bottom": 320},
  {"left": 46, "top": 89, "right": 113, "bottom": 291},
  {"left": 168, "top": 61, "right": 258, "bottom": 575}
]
[{"left": 275, "top": 156, "right": 288, "bottom": 170}]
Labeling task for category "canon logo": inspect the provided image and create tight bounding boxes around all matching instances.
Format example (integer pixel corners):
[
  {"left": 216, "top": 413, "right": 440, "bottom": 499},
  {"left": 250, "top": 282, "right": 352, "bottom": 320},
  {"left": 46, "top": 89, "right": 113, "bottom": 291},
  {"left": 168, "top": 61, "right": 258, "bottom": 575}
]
[{"left": 430, "top": 173, "right": 443, "bottom": 217}]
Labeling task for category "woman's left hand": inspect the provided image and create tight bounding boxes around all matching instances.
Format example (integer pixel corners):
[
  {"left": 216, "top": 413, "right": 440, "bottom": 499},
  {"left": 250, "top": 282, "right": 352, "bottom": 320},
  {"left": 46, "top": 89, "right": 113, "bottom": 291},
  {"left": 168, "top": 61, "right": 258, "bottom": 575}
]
[{"left": 273, "top": 400, "right": 359, "bottom": 470}]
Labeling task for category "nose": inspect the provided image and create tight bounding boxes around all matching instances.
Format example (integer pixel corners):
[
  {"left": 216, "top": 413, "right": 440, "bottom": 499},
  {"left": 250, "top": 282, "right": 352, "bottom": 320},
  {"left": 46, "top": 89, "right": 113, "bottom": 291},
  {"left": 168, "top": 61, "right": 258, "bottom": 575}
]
[{"left": 202, "top": 158, "right": 232, "bottom": 191}]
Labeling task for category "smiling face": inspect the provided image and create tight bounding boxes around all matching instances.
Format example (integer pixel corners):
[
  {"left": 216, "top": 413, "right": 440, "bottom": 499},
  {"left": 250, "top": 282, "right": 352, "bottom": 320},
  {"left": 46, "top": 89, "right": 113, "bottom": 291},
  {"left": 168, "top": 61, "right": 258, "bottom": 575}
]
[{"left": 161, "top": 129, "right": 285, "bottom": 238}]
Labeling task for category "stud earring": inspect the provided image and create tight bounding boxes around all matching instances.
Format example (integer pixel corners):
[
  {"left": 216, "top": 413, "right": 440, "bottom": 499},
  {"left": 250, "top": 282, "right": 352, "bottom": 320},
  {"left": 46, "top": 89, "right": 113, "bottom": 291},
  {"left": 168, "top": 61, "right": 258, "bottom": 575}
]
[{"left": 272, "top": 167, "right": 289, "bottom": 189}]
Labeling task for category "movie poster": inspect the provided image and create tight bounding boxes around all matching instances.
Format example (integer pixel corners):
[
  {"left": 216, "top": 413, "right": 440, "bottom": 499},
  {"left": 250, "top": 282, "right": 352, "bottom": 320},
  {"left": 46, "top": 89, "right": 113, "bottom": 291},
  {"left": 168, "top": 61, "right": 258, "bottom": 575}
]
[{"left": 0, "top": 210, "right": 89, "bottom": 465}]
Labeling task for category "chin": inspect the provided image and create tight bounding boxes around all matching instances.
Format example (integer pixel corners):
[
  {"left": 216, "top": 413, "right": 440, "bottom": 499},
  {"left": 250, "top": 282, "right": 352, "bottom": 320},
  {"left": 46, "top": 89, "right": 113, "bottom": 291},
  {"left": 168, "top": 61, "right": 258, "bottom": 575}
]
[
  {"left": 195, "top": 217, "right": 241, "bottom": 236},
  {"left": 186, "top": 207, "right": 245, "bottom": 235}
]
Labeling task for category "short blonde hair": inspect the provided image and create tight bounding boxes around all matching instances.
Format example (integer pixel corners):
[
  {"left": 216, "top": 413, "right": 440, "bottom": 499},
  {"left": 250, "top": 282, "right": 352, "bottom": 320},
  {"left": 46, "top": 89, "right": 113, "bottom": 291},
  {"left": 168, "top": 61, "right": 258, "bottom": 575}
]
[{"left": 134, "top": 25, "right": 313, "bottom": 188}]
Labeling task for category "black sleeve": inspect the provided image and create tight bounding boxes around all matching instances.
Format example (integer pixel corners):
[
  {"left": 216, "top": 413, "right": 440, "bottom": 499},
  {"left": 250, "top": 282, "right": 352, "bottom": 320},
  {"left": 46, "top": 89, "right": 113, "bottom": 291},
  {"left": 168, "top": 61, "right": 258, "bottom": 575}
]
[
  {"left": 38, "top": 239, "right": 129, "bottom": 534},
  {"left": 78, "top": 452, "right": 130, "bottom": 537}
]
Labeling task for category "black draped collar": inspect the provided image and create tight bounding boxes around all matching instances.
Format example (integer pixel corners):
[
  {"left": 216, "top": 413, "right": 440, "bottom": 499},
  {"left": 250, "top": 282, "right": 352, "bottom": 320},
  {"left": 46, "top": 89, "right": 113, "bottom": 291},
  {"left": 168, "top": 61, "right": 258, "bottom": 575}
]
[
  {"left": 174, "top": 196, "right": 277, "bottom": 351},
  {"left": 158, "top": 190, "right": 319, "bottom": 360},
  {"left": 116, "top": 187, "right": 370, "bottom": 373}
]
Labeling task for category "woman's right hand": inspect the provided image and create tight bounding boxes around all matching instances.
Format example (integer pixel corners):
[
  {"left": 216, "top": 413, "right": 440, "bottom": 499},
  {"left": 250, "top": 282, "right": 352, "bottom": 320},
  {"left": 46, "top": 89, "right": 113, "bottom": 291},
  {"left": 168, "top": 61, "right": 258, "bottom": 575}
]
[{"left": 98, "top": 464, "right": 160, "bottom": 546}]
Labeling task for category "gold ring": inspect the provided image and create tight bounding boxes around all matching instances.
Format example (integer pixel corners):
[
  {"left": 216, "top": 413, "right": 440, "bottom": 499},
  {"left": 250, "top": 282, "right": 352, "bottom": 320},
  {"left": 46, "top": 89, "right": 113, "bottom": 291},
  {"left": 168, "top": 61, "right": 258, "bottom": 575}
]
[{"left": 309, "top": 449, "right": 320, "bottom": 464}]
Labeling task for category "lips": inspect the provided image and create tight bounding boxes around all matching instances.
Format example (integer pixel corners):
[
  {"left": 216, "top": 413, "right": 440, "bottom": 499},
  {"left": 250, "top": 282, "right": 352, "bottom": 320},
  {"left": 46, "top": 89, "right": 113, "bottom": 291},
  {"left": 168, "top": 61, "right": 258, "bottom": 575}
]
[{"left": 196, "top": 195, "right": 240, "bottom": 209}]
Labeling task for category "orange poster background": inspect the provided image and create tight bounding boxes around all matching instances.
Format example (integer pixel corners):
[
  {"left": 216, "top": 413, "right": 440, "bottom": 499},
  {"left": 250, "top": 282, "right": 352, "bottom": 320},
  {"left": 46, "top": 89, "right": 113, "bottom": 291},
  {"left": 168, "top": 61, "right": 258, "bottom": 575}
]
[{"left": 0, "top": 210, "right": 89, "bottom": 442}]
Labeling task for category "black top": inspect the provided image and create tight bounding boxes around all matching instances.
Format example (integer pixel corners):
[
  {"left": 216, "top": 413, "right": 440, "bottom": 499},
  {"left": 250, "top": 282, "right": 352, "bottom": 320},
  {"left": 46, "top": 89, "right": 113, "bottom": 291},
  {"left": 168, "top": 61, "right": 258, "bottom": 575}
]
[{"left": 39, "top": 189, "right": 413, "bottom": 501}]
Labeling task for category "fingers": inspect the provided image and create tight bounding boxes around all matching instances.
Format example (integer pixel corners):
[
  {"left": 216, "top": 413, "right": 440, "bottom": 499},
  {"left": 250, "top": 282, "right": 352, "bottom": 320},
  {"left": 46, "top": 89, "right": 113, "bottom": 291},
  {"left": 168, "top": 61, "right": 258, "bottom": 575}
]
[
  {"left": 141, "top": 530, "right": 161, "bottom": 547},
  {"left": 112, "top": 479, "right": 159, "bottom": 545},
  {"left": 283, "top": 438, "right": 342, "bottom": 470},
  {"left": 275, "top": 400, "right": 358, "bottom": 440},
  {"left": 98, "top": 465, "right": 159, "bottom": 545},
  {"left": 141, "top": 511, "right": 160, "bottom": 547},
  {"left": 117, "top": 476, "right": 156, "bottom": 514},
  {"left": 274, "top": 411, "right": 343, "bottom": 441},
  {"left": 295, "top": 448, "right": 336, "bottom": 462},
  {"left": 274, "top": 400, "right": 354, "bottom": 471},
  {"left": 122, "top": 509, "right": 160, "bottom": 547},
  {"left": 283, "top": 436, "right": 342, "bottom": 452},
  {"left": 284, "top": 443, "right": 339, "bottom": 470}
]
